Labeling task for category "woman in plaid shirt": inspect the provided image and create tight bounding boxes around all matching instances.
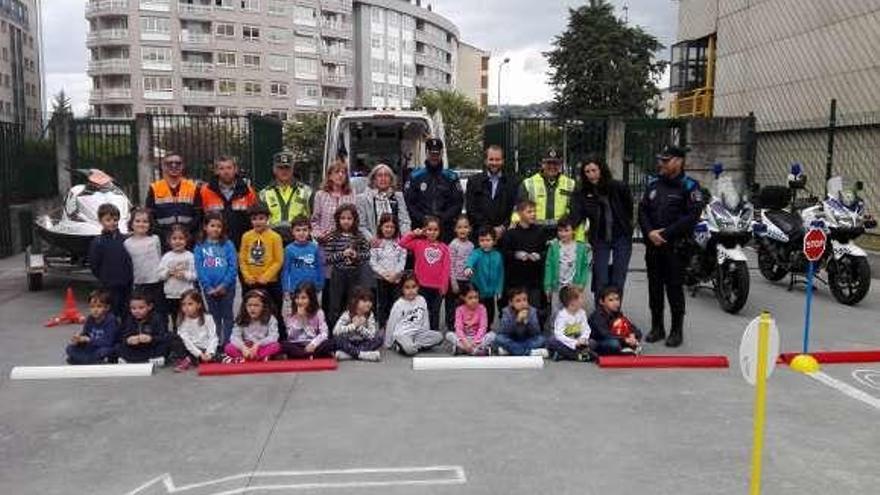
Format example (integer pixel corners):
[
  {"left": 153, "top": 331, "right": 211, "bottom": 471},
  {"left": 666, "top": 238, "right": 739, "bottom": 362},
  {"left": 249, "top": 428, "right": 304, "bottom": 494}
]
[{"left": 311, "top": 160, "right": 356, "bottom": 241}]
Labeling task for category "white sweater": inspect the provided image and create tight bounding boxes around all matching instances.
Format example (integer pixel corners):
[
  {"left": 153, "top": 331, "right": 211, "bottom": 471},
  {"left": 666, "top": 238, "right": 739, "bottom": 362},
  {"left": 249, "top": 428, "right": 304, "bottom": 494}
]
[
  {"left": 125, "top": 235, "right": 162, "bottom": 284},
  {"left": 177, "top": 314, "right": 219, "bottom": 357},
  {"left": 384, "top": 296, "right": 430, "bottom": 347},
  {"left": 553, "top": 308, "right": 590, "bottom": 350},
  {"left": 158, "top": 250, "right": 196, "bottom": 298}
]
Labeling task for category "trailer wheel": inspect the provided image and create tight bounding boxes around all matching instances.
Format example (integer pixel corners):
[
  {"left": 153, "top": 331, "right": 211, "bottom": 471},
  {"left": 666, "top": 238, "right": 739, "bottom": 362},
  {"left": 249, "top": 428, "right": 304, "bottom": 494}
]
[{"left": 27, "top": 272, "right": 43, "bottom": 291}]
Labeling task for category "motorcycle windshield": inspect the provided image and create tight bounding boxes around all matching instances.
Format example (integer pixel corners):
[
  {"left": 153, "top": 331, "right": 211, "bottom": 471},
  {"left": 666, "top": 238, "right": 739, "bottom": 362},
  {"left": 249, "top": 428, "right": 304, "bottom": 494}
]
[
  {"left": 827, "top": 176, "right": 859, "bottom": 209},
  {"left": 715, "top": 176, "right": 743, "bottom": 212}
]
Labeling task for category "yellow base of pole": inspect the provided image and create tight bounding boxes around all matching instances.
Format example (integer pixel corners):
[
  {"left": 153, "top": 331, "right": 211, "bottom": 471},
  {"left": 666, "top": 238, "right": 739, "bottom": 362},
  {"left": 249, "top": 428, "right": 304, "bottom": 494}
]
[{"left": 789, "top": 354, "right": 821, "bottom": 374}]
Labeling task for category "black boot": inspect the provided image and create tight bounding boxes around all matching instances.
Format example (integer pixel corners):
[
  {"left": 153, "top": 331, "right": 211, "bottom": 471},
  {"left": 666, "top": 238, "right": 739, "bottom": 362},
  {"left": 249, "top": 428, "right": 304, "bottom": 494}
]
[
  {"left": 645, "top": 313, "right": 665, "bottom": 343},
  {"left": 666, "top": 313, "right": 684, "bottom": 348}
]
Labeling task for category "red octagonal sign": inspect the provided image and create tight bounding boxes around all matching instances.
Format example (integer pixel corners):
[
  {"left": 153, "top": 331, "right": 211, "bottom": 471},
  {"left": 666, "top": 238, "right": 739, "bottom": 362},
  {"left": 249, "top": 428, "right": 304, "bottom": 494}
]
[{"left": 803, "top": 228, "right": 827, "bottom": 262}]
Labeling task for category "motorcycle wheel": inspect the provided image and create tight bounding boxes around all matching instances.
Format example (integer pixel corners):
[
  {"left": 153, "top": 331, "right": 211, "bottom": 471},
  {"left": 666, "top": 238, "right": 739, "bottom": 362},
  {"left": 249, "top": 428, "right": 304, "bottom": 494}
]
[
  {"left": 716, "top": 260, "right": 750, "bottom": 314},
  {"left": 758, "top": 247, "right": 788, "bottom": 281},
  {"left": 828, "top": 256, "right": 871, "bottom": 305}
]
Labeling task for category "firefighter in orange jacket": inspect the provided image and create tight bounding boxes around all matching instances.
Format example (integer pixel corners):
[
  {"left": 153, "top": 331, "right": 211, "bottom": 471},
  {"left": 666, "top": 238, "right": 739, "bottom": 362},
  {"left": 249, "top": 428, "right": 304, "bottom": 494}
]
[
  {"left": 198, "top": 156, "right": 259, "bottom": 249},
  {"left": 145, "top": 153, "right": 202, "bottom": 242}
]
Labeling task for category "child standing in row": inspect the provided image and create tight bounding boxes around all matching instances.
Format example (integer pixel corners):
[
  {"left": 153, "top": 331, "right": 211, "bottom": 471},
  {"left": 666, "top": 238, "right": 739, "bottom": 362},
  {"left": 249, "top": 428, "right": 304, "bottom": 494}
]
[
  {"left": 399, "top": 216, "right": 451, "bottom": 332},
  {"left": 89, "top": 203, "right": 133, "bottom": 320},
  {"left": 385, "top": 274, "right": 443, "bottom": 356},
  {"left": 370, "top": 213, "right": 407, "bottom": 329},
  {"left": 282, "top": 283, "right": 332, "bottom": 359},
  {"left": 445, "top": 215, "right": 474, "bottom": 331},
  {"left": 333, "top": 288, "right": 382, "bottom": 362},
  {"left": 194, "top": 212, "right": 238, "bottom": 347},
  {"left": 158, "top": 225, "right": 196, "bottom": 330},
  {"left": 66, "top": 290, "right": 118, "bottom": 365},
  {"left": 322, "top": 204, "right": 370, "bottom": 327},
  {"left": 501, "top": 201, "right": 546, "bottom": 318},
  {"left": 546, "top": 286, "right": 594, "bottom": 362},
  {"left": 240, "top": 204, "right": 285, "bottom": 333},
  {"left": 281, "top": 217, "right": 324, "bottom": 298},
  {"left": 116, "top": 291, "right": 169, "bottom": 363},
  {"left": 495, "top": 288, "right": 545, "bottom": 356},
  {"left": 170, "top": 289, "right": 218, "bottom": 372},
  {"left": 224, "top": 290, "right": 281, "bottom": 363},
  {"left": 588, "top": 286, "right": 642, "bottom": 355},
  {"left": 125, "top": 207, "right": 165, "bottom": 319},
  {"left": 465, "top": 227, "right": 504, "bottom": 326},
  {"left": 544, "top": 217, "right": 591, "bottom": 319},
  {"left": 447, "top": 287, "right": 495, "bottom": 355}
]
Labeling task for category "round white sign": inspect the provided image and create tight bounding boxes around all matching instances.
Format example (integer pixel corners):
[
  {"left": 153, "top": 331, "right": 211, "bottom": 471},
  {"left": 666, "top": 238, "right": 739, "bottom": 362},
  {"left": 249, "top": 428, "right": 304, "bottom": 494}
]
[{"left": 739, "top": 315, "right": 781, "bottom": 386}]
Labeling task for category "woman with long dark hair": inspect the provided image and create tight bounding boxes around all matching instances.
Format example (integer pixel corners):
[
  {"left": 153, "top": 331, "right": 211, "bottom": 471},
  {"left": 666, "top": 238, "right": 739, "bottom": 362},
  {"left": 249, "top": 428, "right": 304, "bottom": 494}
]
[{"left": 570, "top": 156, "right": 634, "bottom": 302}]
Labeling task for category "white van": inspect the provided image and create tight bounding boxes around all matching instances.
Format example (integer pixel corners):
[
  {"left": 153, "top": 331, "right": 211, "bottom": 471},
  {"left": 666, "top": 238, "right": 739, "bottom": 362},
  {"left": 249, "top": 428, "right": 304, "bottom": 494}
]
[{"left": 322, "top": 108, "right": 447, "bottom": 191}]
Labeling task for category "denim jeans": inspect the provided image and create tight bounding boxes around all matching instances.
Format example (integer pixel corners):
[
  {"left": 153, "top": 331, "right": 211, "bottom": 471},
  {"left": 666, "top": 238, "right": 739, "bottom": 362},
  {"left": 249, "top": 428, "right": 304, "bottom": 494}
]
[
  {"left": 592, "top": 235, "right": 633, "bottom": 301},
  {"left": 205, "top": 287, "right": 235, "bottom": 348},
  {"left": 493, "top": 333, "right": 545, "bottom": 356}
]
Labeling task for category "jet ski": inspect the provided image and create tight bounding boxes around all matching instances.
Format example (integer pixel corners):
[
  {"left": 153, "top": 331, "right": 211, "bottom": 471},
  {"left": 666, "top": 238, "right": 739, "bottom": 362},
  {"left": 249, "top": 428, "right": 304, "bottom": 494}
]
[{"left": 33, "top": 168, "right": 132, "bottom": 260}]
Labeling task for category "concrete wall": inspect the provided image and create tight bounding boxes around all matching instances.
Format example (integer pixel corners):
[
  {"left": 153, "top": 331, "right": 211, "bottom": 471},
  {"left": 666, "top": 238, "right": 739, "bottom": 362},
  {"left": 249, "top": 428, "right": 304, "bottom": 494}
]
[
  {"left": 676, "top": 0, "right": 718, "bottom": 41},
  {"left": 683, "top": 117, "right": 754, "bottom": 189}
]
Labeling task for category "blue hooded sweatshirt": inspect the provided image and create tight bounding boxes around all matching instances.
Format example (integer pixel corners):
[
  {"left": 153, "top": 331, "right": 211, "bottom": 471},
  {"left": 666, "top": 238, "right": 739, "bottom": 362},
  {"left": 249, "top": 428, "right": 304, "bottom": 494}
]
[
  {"left": 282, "top": 240, "right": 325, "bottom": 292},
  {"left": 80, "top": 314, "right": 119, "bottom": 350},
  {"left": 88, "top": 230, "right": 133, "bottom": 288},
  {"left": 194, "top": 239, "right": 238, "bottom": 292}
]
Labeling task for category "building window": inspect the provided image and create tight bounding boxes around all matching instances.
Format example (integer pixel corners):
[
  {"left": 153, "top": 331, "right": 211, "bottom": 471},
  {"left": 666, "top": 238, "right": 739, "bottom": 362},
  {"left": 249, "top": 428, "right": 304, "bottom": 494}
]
[
  {"left": 243, "top": 53, "right": 261, "bottom": 68},
  {"left": 143, "top": 76, "right": 173, "bottom": 92},
  {"left": 387, "top": 84, "right": 400, "bottom": 99},
  {"left": 387, "top": 11, "right": 399, "bottom": 27},
  {"left": 268, "top": 110, "right": 289, "bottom": 120},
  {"left": 218, "top": 79, "right": 237, "bottom": 95},
  {"left": 370, "top": 7, "right": 383, "bottom": 24},
  {"left": 218, "top": 107, "right": 237, "bottom": 116},
  {"left": 215, "top": 23, "right": 235, "bottom": 37},
  {"left": 371, "top": 58, "right": 384, "bottom": 74},
  {"left": 295, "top": 35, "right": 317, "bottom": 53},
  {"left": 371, "top": 33, "right": 382, "bottom": 49},
  {"left": 270, "top": 82, "right": 289, "bottom": 97},
  {"left": 145, "top": 106, "right": 173, "bottom": 115},
  {"left": 294, "top": 57, "right": 318, "bottom": 80},
  {"left": 242, "top": 25, "right": 260, "bottom": 41},
  {"left": 216, "top": 51, "right": 236, "bottom": 67},
  {"left": 140, "top": 16, "right": 170, "bottom": 37},
  {"left": 293, "top": 6, "right": 317, "bottom": 26},
  {"left": 403, "top": 64, "right": 414, "bottom": 78},
  {"left": 267, "top": 27, "right": 289, "bottom": 44},
  {"left": 269, "top": 54, "right": 289, "bottom": 71},
  {"left": 388, "top": 60, "right": 399, "bottom": 78},
  {"left": 240, "top": 0, "right": 259, "bottom": 12},
  {"left": 243, "top": 81, "right": 262, "bottom": 96},
  {"left": 215, "top": 0, "right": 235, "bottom": 9},
  {"left": 267, "top": 0, "right": 287, "bottom": 15},
  {"left": 372, "top": 83, "right": 384, "bottom": 98},
  {"left": 142, "top": 46, "right": 172, "bottom": 64}
]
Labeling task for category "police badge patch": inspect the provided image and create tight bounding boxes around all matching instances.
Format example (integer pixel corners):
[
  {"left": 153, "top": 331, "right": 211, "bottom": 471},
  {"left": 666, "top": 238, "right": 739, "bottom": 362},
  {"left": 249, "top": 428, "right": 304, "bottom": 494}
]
[
  {"left": 649, "top": 189, "right": 657, "bottom": 201},
  {"left": 420, "top": 182, "right": 428, "bottom": 192}
]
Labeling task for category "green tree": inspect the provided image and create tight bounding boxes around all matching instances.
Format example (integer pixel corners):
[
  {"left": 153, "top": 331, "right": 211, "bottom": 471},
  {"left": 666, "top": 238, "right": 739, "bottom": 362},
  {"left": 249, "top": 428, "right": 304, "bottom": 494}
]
[
  {"left": 545, "top": 0, "right": 667, "bottom": 119},
  {"left": 283, "top": 112, "right": 328, "bottom": 187},
  {"left": 413, "top": 90, "right": 487, "bottom": 169}
]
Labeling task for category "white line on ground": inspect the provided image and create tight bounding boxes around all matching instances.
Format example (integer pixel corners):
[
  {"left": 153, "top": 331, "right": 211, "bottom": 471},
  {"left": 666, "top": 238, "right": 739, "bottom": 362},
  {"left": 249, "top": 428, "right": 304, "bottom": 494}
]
[
  {"left": 851, "top": 369, "right": 880, "bottom": 391},
  {"left": 125, "top": 466, "right": 467, "bottom": 495},
  {"left": 807, "top": 371, "right": 880, "bottom": 411}
]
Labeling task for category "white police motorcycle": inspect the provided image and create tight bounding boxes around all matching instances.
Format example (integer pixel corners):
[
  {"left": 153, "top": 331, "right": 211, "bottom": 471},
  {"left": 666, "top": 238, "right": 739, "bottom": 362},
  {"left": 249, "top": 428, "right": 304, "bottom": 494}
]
[
  {"left": 684, "top": 164, "right": 753, "bottom": 314},
  {"left": 753, "top": 164, "right": 875, "bottom": 305}
]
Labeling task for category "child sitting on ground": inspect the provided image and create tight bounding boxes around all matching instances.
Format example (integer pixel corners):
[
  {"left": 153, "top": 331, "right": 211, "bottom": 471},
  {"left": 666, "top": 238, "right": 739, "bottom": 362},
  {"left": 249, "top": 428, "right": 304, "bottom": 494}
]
[
  {"left": 588, "top": 286, "right": 643, "bottom": 355},
  {"left": 544, "top": 216, "right": 591, "bottom": 320},
  {"left": 283, "top": 282, "right": 332, "bottom": 359},
  {"left": 546, "top": 286, "right": 595, "bottom": 362},
  {"left": 158, "top": 225, "right": 196, "bottom": 331},
  {"left": 384, "top": 273, "right": 443, "bottom": 356},
  {"left": 333, "top": 287, "right": 382, "bottom": 362},
  {"left": 66, "top": 289, "right": 118, "bottom": 365},
  {"left": 224, "top": 289, "right": 281, "bottom": 363},
  {"left": 464, "top": 226, "right": 504, "bottom": 326},
  {"left": 115, "top": 291, "right": 169, "bottom": 364},
  {"left": 88, "top": 203, "right": 133, "bottom": 320},
  {"left": 447, "top": 286, "right": 495, "bottom": 356},
  {"left": 494, "top": 288, "right": 546, "bottom": 357},
  {"left": 170, "top": 289, "right": 218, "bottom": 372}
]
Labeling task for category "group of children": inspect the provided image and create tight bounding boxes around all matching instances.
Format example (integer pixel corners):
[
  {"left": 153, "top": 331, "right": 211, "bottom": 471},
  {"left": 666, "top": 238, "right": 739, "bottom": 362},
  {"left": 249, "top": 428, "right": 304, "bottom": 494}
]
[{"left": 67, "top": 197, "right": 643, "bottom": 370}]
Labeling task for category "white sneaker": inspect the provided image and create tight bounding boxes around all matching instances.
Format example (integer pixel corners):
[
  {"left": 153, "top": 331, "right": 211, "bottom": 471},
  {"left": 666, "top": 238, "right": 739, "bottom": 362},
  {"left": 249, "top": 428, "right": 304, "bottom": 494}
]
[
  {"left": 358, "top": 350, "right": 382, "bottom": 362},
  {"left": 334, "top": 350, "right": 352, "bottom": 361},
  {"left": 497, "top": 347, "right": 509, "bottom": 356},
  {"left": 149, "top": 357, "right": 165, "bottom": 367},
  {"left": 620, "top": 347, "right": 635, "bottom": 355},
  {"left": 530, "top": 348, "right": 549, "bottom": 358}
]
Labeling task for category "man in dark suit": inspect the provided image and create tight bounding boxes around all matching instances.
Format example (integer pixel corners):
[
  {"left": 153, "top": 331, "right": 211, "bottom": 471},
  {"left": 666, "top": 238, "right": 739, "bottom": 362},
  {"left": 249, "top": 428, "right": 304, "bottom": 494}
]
[{"left": 465, "top": 145, "right": 520, "bottom": 240}]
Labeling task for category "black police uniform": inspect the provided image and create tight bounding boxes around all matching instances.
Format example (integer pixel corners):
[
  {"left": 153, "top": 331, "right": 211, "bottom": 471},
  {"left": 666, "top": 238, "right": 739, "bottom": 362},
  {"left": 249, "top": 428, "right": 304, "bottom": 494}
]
[
  {"left": 404, "top": 160, "right": 463, "bottom": 243},
  {"left": 638, "top": 171, "right": 704, "bottom": 345}
]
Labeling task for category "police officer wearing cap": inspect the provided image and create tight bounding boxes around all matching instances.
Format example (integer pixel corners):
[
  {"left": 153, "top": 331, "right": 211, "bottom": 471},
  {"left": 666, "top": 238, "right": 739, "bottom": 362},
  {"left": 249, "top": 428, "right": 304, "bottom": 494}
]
[
  {"left": 638, "top": 145, "right": 704, "bottom": 347},
  {"left": 258, "top": 150, "right": 313, "bottom": 244},
  {"left": 404, "top": 138, "right": 463, "bottom": 242},
  {"left": 516, "top": 148, "right": 577, "bottom": 240}
]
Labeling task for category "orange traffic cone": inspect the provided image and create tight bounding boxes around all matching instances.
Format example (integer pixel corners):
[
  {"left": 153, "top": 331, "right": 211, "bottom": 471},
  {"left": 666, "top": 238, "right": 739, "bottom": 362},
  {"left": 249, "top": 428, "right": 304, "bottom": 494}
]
[{"left": 45, "top": 287, "right": 87, "bottom": 327}]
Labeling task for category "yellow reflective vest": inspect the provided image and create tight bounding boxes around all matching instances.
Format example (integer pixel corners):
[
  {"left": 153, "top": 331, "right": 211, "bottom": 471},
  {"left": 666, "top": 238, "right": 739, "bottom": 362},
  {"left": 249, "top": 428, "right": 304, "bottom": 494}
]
[
  {"left": 258, "top": 182, "right": 312, "bottom": 228},
  {"left": 520, "top": 173, "right": 576, "bottom": 224}
]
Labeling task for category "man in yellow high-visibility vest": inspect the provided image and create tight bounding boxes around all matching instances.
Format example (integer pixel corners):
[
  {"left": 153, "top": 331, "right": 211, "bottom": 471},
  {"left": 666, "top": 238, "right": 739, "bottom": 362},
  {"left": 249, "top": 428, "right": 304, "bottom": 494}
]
[{"left": 515, "top": 148, "right": 577, "bottom": 240}]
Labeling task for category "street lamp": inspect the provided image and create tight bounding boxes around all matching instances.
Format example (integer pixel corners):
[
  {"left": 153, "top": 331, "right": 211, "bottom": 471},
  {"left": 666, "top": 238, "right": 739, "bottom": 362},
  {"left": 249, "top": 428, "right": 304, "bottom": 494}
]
[{"left": 497, "top": 57, "right": 511, "bottom": 115}]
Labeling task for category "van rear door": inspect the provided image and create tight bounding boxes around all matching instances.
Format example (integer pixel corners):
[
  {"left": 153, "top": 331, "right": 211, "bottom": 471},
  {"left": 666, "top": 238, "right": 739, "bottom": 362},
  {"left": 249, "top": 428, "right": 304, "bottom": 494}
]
[{"left": 431, "top": 110, "right": 448, "bottom": 166}]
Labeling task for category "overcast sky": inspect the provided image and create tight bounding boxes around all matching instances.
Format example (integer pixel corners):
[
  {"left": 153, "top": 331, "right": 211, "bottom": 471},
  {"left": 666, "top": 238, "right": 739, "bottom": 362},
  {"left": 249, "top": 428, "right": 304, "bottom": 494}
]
[{"left": 43, "top": 0, "right": 677, "bottom": 115}]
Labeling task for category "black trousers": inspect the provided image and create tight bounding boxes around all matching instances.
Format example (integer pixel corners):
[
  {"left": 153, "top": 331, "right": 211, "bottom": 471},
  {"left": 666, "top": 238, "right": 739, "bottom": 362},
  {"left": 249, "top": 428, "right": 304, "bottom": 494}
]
[
  {"left": 242, "top": 281, "right": 286, "bottom": 339},
  {"left": 421, "top": 287, "right": 443, "bottom": 332},
  {"left": 375, "top": 278, "right": 399, "bottom": 329},
  {"left": 115, "top": 340, "right": 169, "bottom": 363},
  {"left": 645, "top": 245, "right": 686, "bottom": 322},
  {"left": 480, "top": 296, "right": 497, "bottom": 328},
  {"left": 327, "top": 266, "right": 368, "bottom": 331}
]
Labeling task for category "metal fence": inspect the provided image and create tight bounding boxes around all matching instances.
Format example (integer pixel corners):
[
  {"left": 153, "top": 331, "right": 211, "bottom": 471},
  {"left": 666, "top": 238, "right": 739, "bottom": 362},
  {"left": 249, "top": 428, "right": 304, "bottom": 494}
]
[
  {"left": 71, "top": 118, "right": 138, "bottom": 200},
  {"left": 623, "top": 118, "right": 688, "bottom": 198},
  {"left": 0, "top": 122, "right": 20, "bottom": 257}
]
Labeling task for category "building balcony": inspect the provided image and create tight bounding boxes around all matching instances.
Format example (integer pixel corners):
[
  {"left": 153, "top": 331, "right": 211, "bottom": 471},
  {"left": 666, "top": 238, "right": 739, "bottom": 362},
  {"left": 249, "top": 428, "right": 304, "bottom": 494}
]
[
  {"left": 180, "top": 61, "right": 215, "bottom": 74},
  {"left": 320, "top": 0, "right": 352, "bottom": 13},
  {"left": 144, "top": 90, "right": 175, "bottom": 101},
  {"left": 142, "top": 60, "right": 173, "bottom": 71},
  {"left": 320, "top": 20, "right": 352, "bottom": 39},
  {"left": 139, "top": 0, "right": 170, "bottom": 12},
  {"left": 181, "top": 89, "right": 216, "bottom": 102},
  {"left": 178, "top": 3, "right": 213, "bottom": 18},
  {"left": 414, "top": 52, "right": 440, "bottom": 68},
  {"left": 90, "top": 88, "right": 133, "bottom": 102},
  {"left": 322, "top": 73, "right": 352, "bottom": 87},
  {"left": 87, "top": 59, "right": 131, "bottom": 74},
  {"left": 85, "top": 0, "right": 130, "bottom": 16},
  {"left": 179, "top": 32, "right": 212, "bottom": 45},
  {"left": 320, "top": 47, "right": 353, "bottom": 62},
  {"left": 414, "top": 74, "right": 443, "bottom": 90},
  {"left": 86, "top": 29, "right": 131, "bottom": 46},
  {"left": 321, "top": 97, "right": 352, "bottom": 108}
]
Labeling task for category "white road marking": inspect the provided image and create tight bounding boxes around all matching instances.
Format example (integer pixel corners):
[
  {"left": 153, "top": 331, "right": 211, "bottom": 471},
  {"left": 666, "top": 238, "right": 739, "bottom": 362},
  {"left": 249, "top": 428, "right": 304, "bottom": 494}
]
[
  {"left": 851, "top": 369, "right": 880, "bottom": 391},
  {"left": 125, "top": 466, "right": 467, "bottom": 495},
  {"left": 807, "top": 371, "right": 880, "bottom": 411}
]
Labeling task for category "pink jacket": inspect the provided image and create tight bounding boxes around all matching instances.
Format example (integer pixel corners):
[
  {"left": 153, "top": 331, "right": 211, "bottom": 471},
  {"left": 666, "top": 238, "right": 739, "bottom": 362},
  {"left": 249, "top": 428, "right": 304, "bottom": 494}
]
[
  {"left": 455, "top": 304, "right": 488, "bottom": 344},
  {"left": 399, "top": 232, "right": 451, "bottom": 294}
]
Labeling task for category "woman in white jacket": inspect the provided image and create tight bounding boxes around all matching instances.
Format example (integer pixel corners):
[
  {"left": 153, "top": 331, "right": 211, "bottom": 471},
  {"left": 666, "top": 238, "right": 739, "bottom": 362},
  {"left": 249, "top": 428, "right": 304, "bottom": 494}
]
[{"left": 356, "top": 164, "right": 412, "bottom": 244}]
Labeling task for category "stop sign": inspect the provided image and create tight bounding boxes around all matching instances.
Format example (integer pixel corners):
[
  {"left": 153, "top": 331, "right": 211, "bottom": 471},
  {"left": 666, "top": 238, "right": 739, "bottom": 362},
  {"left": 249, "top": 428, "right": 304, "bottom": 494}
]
[{"left": 803, "top": 228, "right": 827, "bottom": 262}]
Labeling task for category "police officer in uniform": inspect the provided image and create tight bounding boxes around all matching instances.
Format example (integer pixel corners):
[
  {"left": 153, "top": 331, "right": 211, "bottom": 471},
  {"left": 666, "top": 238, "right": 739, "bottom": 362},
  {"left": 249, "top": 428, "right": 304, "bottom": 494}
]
[
  {"left": 404, "top": 138, "right": 463, "bottom": 242},
  {"left": 516, "top": 148, "right": 577, "bottom": 241},
  {"left": 258, "top": 150, "right": 313, "bottom": 244},
  {"left": 638, "top": 146, "right": 704, "bottom": 347}
]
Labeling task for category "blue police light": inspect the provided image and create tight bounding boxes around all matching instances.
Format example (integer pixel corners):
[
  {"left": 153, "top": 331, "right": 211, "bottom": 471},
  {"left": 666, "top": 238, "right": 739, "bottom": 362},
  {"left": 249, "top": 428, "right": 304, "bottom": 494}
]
[
  {"left": 790, "top": 163, "right": 803, "bottom": 176},
  {"left": 712, "top": 162, "right": 724, "bottom": 178}
]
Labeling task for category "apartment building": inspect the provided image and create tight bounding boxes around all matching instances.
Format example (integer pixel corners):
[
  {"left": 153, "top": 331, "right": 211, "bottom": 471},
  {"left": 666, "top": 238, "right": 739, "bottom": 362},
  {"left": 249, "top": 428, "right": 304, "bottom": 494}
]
[
  {"left": 455, "top": 41, "right": 489, "bottom": 108},
  {"left": 87, "top": 0, "right": 476, "bottom": 118},
  {"left": 0, "top": 0, "right": 43, "bottom": 134}
]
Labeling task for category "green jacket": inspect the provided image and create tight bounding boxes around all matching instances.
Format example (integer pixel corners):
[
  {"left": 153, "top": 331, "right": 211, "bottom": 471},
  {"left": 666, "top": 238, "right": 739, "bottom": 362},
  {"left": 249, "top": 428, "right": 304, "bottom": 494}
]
[{"left": 543, "top": 240, "right": 591, "bottom": 293}]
